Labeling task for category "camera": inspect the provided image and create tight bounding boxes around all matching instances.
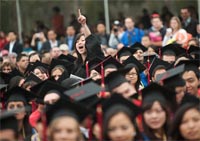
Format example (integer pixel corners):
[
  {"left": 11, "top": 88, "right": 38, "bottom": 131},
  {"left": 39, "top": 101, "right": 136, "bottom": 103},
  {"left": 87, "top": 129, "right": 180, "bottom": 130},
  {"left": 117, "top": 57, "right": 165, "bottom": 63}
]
[{"left": 113, "top": 28, "right": 118, "bottom": 32}]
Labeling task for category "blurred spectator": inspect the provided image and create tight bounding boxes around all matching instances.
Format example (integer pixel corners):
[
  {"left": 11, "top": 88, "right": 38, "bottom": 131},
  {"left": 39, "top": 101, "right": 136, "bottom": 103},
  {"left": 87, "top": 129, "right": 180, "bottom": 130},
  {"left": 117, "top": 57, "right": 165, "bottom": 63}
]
[
  {"left": 108, "top": 20, "right": 124, "bottom": 49},
  {"left": 140, "top": 8, "right": 151, "bottom": 29},
  {"left": 41, "top": 30, "right": 60, "bottom": 52},
  {"left": 33, "top": 20, "right": 48, "bottom": 33},
  {"left": 16, "top": 54, "right": 29, "bottom": 75},
  {"left": 0, "top": 61, "right": 15, "bottom": 73},
  {"left": 69, "top": 14, "right": 81, "bottom": 34},
  {"left": 50, "top": 47, "right": 61, "bottom": 59},
  {"left": 196, "top": 24, "right": 200, "bottom": 42},
  {"left": 188, "top": 38, "right": 199, "bottom": 47},
  {"left": 31, "top": 32, "right": 47, "bottom": 52},
  {"left": 41, "top": 51, "right": 51, "bottom": 65},
  {"left": 95, "top": 22, "right": 110, "bottom": 48},
  {"left": 121, "top": 17, "right": 144, "bottom": 47},
  {"left": 65, "top": 25, "right": 76, "bottom": 51},
  {"left": 0, "top": 31, "right": 8, "bottom": 50},
  {"left": 59, "top": 44, "right": 69, "bottom": 55},
  {"left": 29, "top": 52, "right": 41, "bottom": 63},
  {"left": 141, "top": 35, "right": 151, "bottom": 48},
  {"left": 163, "top": 16, "right": 188, "bottom": 47},
  {"left": 22, "top": 36, "right": 33, "bottom": 53},
  {"left": 4, "top": 32, "right": 23, "bottom": 54},
  {"left": 161, "top": 6, "right": 173, "bottom": 27},
  {"left": 148, "top": 14, "right": 166, "bottom": 47},
  {"left": 8, "top": 53, "right": 17, "bottom": 65},
  {"left": 51, "top": 6, "right": 65, "bottom": 38},
  {"left": 180, "top": 7, "right": 198, "bottom": 37}
]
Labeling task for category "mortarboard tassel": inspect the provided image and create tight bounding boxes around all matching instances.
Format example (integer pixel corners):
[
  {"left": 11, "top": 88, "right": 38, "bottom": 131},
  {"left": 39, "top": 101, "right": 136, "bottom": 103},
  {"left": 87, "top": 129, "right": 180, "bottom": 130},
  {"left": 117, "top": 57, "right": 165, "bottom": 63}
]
[
  {"left": 96, "top": 104, "right": 103, "bottom": 141},
  {"left": 42, "top": 112, "right": 47, "bottom": 141},
  {"left": 86, "top": 61, "right": 89, "bottom": 78},
  {"left": 147, "top": 56, "right": 151, "bottom": 84},
  {"left": 31, "top": 101, "right": 37, "bottom": 113},
  {"left": 159, "top": 47, "right": 161, "bottom": 59},
  {"left": 100, "top": 63, "right": 105, "bottom": 98},
  {"left": 0, "top": 92, "right": 5, "bottom": 111}
]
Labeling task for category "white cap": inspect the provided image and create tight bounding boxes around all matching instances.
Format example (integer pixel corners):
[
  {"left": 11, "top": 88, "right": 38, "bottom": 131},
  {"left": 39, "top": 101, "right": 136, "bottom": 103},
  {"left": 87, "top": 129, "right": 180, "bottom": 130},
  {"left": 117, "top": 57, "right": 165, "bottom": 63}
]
[{"left": 59, "top": 44, "right": 69, "bottom": 51}]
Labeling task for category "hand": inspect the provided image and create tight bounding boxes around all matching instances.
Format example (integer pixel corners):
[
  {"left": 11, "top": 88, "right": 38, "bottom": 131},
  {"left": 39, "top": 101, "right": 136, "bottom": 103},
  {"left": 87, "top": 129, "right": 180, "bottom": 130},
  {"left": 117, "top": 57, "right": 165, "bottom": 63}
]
[{"left": 77, "top": 9, "right": 86, "bottom": 25}]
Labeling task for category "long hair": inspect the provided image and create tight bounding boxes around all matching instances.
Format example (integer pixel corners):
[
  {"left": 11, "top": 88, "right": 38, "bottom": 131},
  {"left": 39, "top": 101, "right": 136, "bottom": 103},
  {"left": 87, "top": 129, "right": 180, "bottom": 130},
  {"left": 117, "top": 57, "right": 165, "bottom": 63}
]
[
  {"left": 170, "top": 104, "right": 200, "bottom": 140},
  {"left": 142, "top": 100, "right": 171, "bottom": 140},
  {"left": 103, "top": 105, "right": 141, "bottom": 141},
  {"left": 170, "top": 16, "right": 182, "bottom": 30}
]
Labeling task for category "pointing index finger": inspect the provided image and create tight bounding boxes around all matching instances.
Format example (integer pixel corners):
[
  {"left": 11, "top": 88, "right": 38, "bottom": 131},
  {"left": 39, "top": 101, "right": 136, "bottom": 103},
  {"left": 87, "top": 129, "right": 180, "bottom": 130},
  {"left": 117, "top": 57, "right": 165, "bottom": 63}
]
[{"left": 78, "top": 9, "right": 81, "bottom": 17}]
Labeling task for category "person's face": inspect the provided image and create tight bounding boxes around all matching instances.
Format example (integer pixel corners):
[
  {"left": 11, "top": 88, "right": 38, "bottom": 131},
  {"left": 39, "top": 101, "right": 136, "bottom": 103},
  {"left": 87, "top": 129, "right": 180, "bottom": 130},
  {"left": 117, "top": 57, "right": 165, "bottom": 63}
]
[
  {"left": 182, "top": 71, "right": 199, "bottom": 96},
  {"left": 9, "top": 55, "right": 17, "bottom": 64},
  {"left": 133, "top": 50, "right": 144, "bottom": 62},
  {"left": 153, "top": 68, "right": 166, "bottom": 81},
  {"left": 151, "top": 18, "right": 162, "bottom": 29},
  {"left": 180, "top": 108, "right": 200, "bottom": 140},
  {"left": 8, "top": 32, "right": 16, "bottom": 41},
  {"left": 147, "top": 47, "right": 156, "bottom": 55},
  {"left": 66, "top": 26, "right": 76, "bottom": 36},
  {"left": 108, "top": 112, "right": 136, "bottom": 141},
  {"left": 90, "top": 70, "right": 101, "bottom": 81},
  {"left": 44, "top": 93, "right": 60, "bottom": 104},
  {"left": 48, "top": 30, "right": 57, "bottom": 40},
  {"left": 17, "top": 56, "right": 28, "bottom": 70},
  {"left": 112, "top": 82, "right": 136, "bottom": 98},
  {"left": 0, "top": 130, "right": 16, "bottom": 141},
  {"left": 33, "top": 68, "right": 48, "bottom": 80},
  {"left": 141, "top": 36, "right": 151, "bottom": 47},
  {"left": 51, "top": 69, "right": 63, "bottom": 81},
  {"left": 29, "top": 54, "right": 40, "bottom": 63},
  {"left": 125, "top": 68, "right": 138, "bottom": 85},
  {"left": 181, "top": 9, "right": 190, "bottom": 20},
  {"left": 143, "top": 101, "right": 166, "bottom": 130},
  {"left": 175, "top": 86, "right": 186, "bottom": 104},
  {"left": 76, "top": 35, "right": 86, "bottom": 55},
  {"left": 105, "top": 68, "right": 117, "bottom": 77},
  {"left": 162, "top": 55, "right": 175, "bottom": 64},
  {"left": 7, "top": 101, "right": 26, "bottom": 120},
  {"left": 97, "top": 24, "right": 106, "bottom": 33},
  {"left": 119, "top": 56, "right": 129, "bottom": 64},
  {"left": 52, "top": 117, "right": 80, "bottom": 141},
  {"left": 170, "top": 19, "right": 178, "bottom": 30},
  {"left": 2, "top": 65, "right": 12, "bottom": 73},
  {"left": 125, "top": 18, "right": 134, "bottom": 30},
  {"left": 50, "top": 47, "right": 61, "bottom": 59}
]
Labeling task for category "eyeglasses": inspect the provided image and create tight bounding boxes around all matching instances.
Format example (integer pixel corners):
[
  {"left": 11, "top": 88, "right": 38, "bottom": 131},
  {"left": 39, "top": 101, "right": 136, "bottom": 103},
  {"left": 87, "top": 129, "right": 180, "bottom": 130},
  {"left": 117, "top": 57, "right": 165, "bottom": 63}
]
[
  {"left": 7, "top": 104, "right": 25, "bottom": 110},
  {"left": 126, "top": 72, "right": 137, "bottom": 77}
]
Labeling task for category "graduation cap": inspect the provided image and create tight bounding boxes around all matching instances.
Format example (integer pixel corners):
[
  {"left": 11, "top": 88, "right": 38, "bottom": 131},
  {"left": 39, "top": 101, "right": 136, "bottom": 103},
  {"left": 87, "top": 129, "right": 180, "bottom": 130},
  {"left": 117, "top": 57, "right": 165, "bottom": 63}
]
[
  {"left": 0, "top": 84, "right": 7, "bottom": 91},
  {"left": 61, "top": 78, "right": 80, "bottom": 89},
  {"left": 105, "top": 69, "right": 129, "bottom": 92},
  {"left": 116, "top": 47, "right": 135, "bottom": 59},
  {"left": 187, "top": 45, "right": 200, "bottom": 54},
  {"left": 57, "top": 54, "right": 77, "bottom": 62},
  {"left": 175, "top": 59, "right": 199, "bottom": 73},
  {"left": 161, "top": 43, "right": 186, "bottom": 57},
  {"left": 0, "top": 110, "right": 18, "bottom": 133},
  {"left": 123, "top": 55, "right": 146, "bottom": 73},
  {"left": 158, "top": 65, "right": 185, "bottom": 90},
  {"left": 30, "top": 80, "right": 67, "bottom": 103},
  {"left": 130, "top": 42, "right": 147, "bottom": 52},
  {"left": 50, "top": 59, "right": 74, "bottom": 77},
  {"left": 64, "top": 81, "right": 102, "bottom": 102},
  {"left": 24, "top": 72, "right": 42, "bottom": 84},
  {"left": 94, "top": 56, "right": 123, "bottom": 74},
  {"left": 45, "top": 98, "right": 91, "bottom": 125},
  {"left": 102, "top": 94, "right": 141, "bottom": 117},
  {"left": 149, "top": 57, "right": 171, "bottom": 78},
  {"left": 180, "top": 94, "right": 200, "bottom": 106},
  {"left": 24, "top": 61, "right": 49, "bottom": 75},
  {"left": 143, "top": 54, "right": 158, "bottom": 65},
  {"left": 5, "top": 86, "right": 35, "bottom": 105},
  {"left": 141, "top": 82, "right": 176, "bottom": 107}
]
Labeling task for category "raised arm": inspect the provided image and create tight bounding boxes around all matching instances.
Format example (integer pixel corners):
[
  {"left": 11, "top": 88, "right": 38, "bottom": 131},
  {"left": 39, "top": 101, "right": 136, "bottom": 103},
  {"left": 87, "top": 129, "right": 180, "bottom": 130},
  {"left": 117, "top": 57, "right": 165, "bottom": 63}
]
[{"left": 77, "top": 9, "right": 91, "bottom": 38}]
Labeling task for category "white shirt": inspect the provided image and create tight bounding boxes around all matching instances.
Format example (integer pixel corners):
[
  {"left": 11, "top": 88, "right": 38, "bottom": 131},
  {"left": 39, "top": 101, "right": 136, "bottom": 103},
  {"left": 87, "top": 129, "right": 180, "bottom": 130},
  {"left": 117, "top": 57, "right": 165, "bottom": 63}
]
[
  {"left": 49, "top": 40, "right": 58, "bottom": 48},
  {"left": 9, "top": 41, "right": 16, "bottom": 53}
]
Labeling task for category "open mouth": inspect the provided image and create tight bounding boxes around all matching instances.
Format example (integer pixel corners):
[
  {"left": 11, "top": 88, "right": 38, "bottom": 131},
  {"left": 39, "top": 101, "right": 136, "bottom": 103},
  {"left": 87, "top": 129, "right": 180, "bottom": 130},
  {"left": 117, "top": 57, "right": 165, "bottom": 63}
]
[{"left": 79, "top": 46, "right": 84, "bottom": 49}]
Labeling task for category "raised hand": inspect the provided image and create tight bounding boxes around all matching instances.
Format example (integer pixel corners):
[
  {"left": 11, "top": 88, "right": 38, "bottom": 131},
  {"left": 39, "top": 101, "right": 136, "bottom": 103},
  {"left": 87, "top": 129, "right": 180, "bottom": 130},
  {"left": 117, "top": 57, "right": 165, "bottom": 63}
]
[{"left": 77, "top": 9, "right": 86, "bottom": 25}]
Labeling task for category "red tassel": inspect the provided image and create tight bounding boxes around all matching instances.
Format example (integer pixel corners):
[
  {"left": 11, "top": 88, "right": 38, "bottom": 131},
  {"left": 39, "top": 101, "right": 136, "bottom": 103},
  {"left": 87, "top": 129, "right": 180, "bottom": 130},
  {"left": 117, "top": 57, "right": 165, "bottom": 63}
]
[
  {"left": 96, "top": 104, "right": 103, "bottom": 141},
  {"left": 41, "top": 112, "right": 47, "bottom": 141},
  {"left": 159, "top": 47, "right": 161, "bottom": 59},
  {"left": 147, "top": 56, "right": 150, "bottom": 84},
  {"left": 100, "top": 63, "right": 105, "bottom": 98},
  {"left": 31, "top": 101, "right": 37, "bottom": 112},
  {"left": 87, "top": 116, "right": 92, "bottom": 141},
  {"left": 0, "top": 92, "right": 5, "bottom": 111},
  {"left": 86, "top": 61, "right": 89, "bottom": 78}
]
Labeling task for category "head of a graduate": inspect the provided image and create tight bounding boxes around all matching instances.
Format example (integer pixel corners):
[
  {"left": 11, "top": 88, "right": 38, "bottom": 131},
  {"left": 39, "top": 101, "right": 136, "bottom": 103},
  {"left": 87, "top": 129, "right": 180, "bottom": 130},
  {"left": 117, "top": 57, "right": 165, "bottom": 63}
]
[
  {"left": 170, "top": 95, "right": 200, "bottom": 140},
  {"left": 46, "top": 99, "right": 90, "bottom": 141},
  {"left": 74, "top": 33, "right": 87, "bottom": 56},
  {"left": 16, "top": 53, "right": 29, "bottom": 73},
  {"left": 32, "top": 64, "right": 49, "bottom": 81},
  {"left": 102, "top": 94, "right": 141, "bottom": 141},
  {"left": 141, "top": 83, "right": 175, "bottom": 136},
  {"left": 117, "top": 47, "right": 133, "bottom": 63},
  {"left": 131, "top": 42, "right": 147, "bottom": 63},
  {"left": 105, "top": 70, "right": 136, "bottom": 98},
  {"left": 179, "top": 60, "right": 200, "bottom": 96},
  {"left": 0, "top": 111, "right": 19, "bottom": 141}
]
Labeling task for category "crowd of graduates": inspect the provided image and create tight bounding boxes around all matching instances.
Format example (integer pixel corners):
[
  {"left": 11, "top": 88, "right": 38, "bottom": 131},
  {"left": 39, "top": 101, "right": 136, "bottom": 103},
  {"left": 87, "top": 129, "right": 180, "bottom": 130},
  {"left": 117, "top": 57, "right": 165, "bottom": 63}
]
[{"left": 0, "top": 7, "right": 200, "bottom": 141}]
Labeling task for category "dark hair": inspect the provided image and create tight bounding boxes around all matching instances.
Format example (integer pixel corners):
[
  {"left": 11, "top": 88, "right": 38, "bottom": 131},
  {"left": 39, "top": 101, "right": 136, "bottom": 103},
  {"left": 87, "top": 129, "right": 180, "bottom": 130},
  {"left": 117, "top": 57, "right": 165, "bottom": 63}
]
[
  {"left": 103, "top": 105, "right": 141, "bottom": 141},
  {"left": 170, "top": 104, "right": 200, "bottom": 140},
  {"left": 16, "top": 54, "right": 28, "bottom": 62},
  {"left": 34, "top": 66, "right": 49, "bottom": 76},
  {"left": 29, "top": 52, "right": 41, "bottom": 62},
  {"left": 142, "top": 100, "right": 170, "bottom": 140}
]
